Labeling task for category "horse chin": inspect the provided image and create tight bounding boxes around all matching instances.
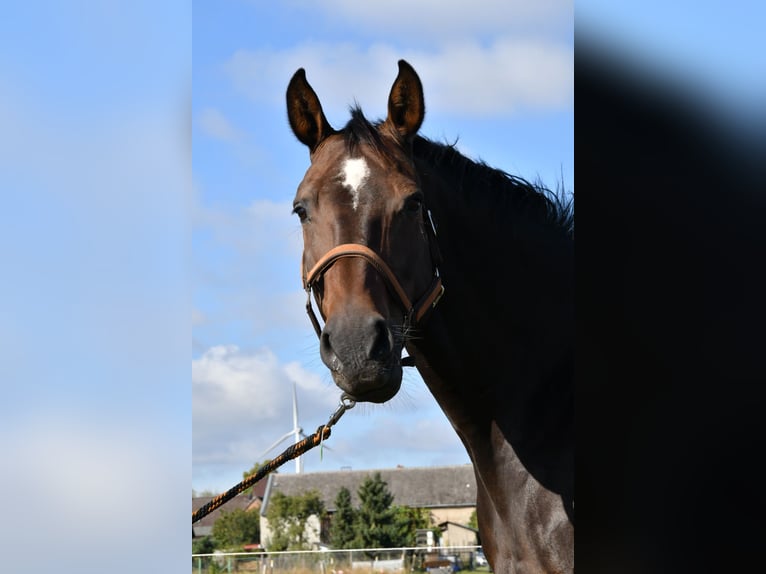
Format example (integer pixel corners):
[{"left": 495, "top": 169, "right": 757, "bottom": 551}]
[{"left": 331, "top": 362, "right": 403, "bottom": 404}]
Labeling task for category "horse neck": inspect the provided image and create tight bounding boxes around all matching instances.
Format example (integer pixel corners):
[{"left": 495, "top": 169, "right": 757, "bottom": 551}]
[{"left": 413, "top": 152, "right": 574, "bottom": 452}]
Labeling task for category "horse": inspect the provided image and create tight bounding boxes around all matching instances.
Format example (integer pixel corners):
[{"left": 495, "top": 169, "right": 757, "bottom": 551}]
[{"left": 285, "top": 60, "right": 574, "bottom": 573}]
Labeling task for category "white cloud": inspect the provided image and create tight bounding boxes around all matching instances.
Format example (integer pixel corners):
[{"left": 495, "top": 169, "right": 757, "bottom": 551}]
[
  {"left": 193, "top": 345, "right": 339, "bottom": 470},
  {"left": 197, "top": 107, "right": 243, "bottom": 142},
  {"left": 413, "top": 40, "right": 573, "bottom": 115},
  {"left": 191, "top": 334, "right": 469, "bottom": 491},
  {"left": 224, "top": 38, "right": 572, "bottom": 119}
]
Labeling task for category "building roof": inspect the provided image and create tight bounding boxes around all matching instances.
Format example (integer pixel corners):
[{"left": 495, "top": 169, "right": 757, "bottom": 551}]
[
  {"left": 250, "top": 478, "right": 268, "bottom": 500},
  {"left": 192, "top": 477, "right": 267, "bottom": 538},
  {"left": 261, "top": 464, "right": 476, "bottom": 515},
  {"left": 438, "top": 521, "right": 479, "bottom": 533},
  {"left": 193, "top": 494, "right": 253, "bottom": 537}
]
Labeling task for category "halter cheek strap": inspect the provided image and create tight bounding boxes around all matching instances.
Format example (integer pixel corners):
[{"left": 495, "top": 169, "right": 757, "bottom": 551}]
[{"left": 302, "top": 209, "right": 444, "bottom": 338}]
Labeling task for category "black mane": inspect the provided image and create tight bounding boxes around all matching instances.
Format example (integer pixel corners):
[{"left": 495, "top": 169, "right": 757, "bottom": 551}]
[
  {"left": 342, "top": 106, "right": 395, "bottom": 160},
  {"left": 413, "top": 137, "right": 574, "bottom": 238},
  {"left": 341, "top": 105, "right": 574, "bottom": 238}
]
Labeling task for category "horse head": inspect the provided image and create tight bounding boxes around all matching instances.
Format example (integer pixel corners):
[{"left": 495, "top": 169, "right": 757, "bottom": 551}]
[{"left": 286, "top": 60, "right": 442, "bottom": 403}]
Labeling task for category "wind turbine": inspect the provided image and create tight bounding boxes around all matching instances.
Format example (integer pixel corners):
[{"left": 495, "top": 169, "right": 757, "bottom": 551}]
[{"left": 259, "top": 382, "right": 310, "bottom": 473}]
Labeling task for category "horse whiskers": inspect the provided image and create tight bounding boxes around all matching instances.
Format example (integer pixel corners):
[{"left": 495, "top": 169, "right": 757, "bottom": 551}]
[{"left": 391, "top": 323, "right": 422, "bottom": 344}]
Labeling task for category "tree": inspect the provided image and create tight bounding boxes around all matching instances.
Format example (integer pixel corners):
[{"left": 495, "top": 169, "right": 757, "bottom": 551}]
[
  {"left": 211, "top": 508, "right": 260, "bottom": 549},
  {"left": 391, "top": 505, "right": 432, "bottom": 547},
  {"left": 354, "top": 472, "right": 396, "bottom": 552},
  {"left": 193, "top": 488, "right": 217, "bottom": 497},
  {"left": 265, "top": 490, "right": 324, "bottom": 550},
  {"left": 329, "top": 486, "right": 357, "bottom": 549},
  {"left": 467, "top": 509, "right": 478, "bottom": 530},
  {"left": 192, "top": 535, "right": 216, "bottom": 554}
]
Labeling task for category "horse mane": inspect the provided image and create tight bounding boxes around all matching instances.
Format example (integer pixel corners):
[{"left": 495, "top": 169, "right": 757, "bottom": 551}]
[
  {"left": 342, "top": 106, "right": 398, "bottom": 162},
  {"left": 341, "top": 105, "right": 574, "bottom": 238},
  {"left": 413, "top": 137, "right": 574, "bottom": 238}
]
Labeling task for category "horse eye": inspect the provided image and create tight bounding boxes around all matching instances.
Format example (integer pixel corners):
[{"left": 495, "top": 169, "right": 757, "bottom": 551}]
[
  {"left": 404, "top": 193, "right": 423, "bottom": 214},
  {"left": 292, "top": 204, "right": 308, "bottom": 222}
]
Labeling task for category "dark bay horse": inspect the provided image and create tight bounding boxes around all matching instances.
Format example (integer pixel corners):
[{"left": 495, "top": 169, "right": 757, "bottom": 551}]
[{"left": 286, "top": 60, "right": 573, "bottom": 573}]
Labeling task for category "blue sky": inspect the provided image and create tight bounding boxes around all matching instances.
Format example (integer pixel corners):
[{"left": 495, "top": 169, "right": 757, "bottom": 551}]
[{"left": 191, "top": 1, "right": 574, "bottom": 494}]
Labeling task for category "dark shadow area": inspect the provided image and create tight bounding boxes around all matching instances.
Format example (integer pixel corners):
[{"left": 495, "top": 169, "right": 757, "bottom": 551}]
[{"left": 576, "top": 38, "right": 766, "bottom": 572}]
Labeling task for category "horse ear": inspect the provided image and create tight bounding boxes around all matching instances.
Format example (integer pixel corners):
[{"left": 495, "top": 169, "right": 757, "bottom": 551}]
[
  {"left": 385, "top": 60, "right": 425, "bottom": 143},
  {"left": 286, "top": 68, "right": 335, "bottom": 153}
]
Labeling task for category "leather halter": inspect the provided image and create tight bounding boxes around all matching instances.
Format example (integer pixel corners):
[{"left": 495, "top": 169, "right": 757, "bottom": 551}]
[{"left": 302, "top": 208, "right": 445, "bottom": 339}]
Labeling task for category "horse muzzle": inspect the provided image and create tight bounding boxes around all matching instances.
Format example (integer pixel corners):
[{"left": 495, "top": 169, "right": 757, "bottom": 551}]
[{"left": 319, "top": 312, "right": 403, "bottom": 403}]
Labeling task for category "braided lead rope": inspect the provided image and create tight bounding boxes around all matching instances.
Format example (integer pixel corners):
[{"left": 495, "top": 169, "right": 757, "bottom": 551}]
[{"left": 193, "top": 395, "right": 356, "bottom": 524}]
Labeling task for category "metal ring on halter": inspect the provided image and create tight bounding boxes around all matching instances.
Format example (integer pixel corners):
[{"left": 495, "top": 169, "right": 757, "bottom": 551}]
[
  {"left": 340, "top": 393, "right": 357, "bottom": 409},
  {"left": 325, "top": 393, "right": 357, "bottom": 429}
]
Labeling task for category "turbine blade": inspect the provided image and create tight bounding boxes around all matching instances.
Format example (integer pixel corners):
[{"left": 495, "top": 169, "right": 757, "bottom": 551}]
[{"left": 259, "top": 430, "right": 294, "bottom": 458}]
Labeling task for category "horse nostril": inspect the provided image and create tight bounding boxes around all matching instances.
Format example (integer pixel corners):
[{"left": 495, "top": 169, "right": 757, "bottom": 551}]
[
  {"left": 367, "top": 318, "right": 393, "bottom": 361},
  {"left": 320, "top": 329, "right": 341, "bottom": 372}
]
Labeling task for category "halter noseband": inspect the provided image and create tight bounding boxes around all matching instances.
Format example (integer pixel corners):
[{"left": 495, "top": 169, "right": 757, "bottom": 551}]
[{"left": 302, "top": 209, "right": 445, "bottom": 339}]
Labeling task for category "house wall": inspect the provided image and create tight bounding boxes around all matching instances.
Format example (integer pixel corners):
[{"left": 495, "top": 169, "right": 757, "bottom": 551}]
[
  {"left": 262, "top": 507, "right": 475, "bottom": 549},
  {"left": 428, "top": 507, "right": 474, "bottom": 527},
  {"left": 259, "top": 516, "right": 272, "bottom": 548},
  {"left": 260, "top": 515, "right": 322, "bottom": 550},
  {"left": 440, "top": 523, "right": 478, "bottom": 547}
]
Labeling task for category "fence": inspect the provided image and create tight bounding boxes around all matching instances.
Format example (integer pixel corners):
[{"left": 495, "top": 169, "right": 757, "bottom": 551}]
[{"left": 191, "top": 545, "right": 486, "bottom": 574}]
